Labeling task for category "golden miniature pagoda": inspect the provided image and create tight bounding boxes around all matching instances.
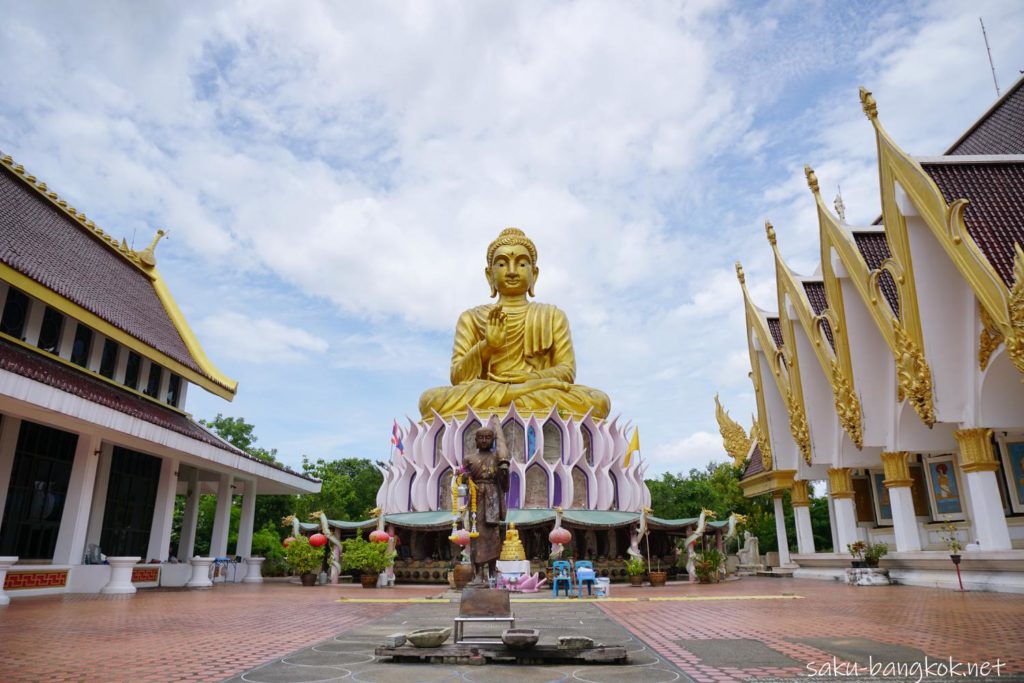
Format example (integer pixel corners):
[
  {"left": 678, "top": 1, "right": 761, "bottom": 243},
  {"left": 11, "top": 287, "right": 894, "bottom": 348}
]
[{"left": 499, "top": 522, "right": 526, "bottom": 561}]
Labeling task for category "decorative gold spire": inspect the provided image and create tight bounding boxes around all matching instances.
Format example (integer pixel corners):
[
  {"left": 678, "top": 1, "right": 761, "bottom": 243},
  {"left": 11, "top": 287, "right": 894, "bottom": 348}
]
[
  {"left": 735, "top": 261, "right": 745, "bottom": 285},
  {"left": 859, "top": 86, "right": 878, "bottom": 121},
  {"left": 138, "top": 229, "right": 167, "bottom": 268},
  {"left": 765, "top": 220, "right": 776, "bottom": 246},
  {"left": 715, "top": 394, "right": 752, "bottom": 468},
  {"left": 804, "top": 165, "right": 819, "bottom": 195}
]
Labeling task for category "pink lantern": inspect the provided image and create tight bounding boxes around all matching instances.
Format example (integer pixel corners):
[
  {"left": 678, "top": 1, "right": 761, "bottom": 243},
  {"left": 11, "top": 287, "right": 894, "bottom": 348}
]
[
  {"left": 549, "top": 527, "right": 571, "bottom": 545},
  {"left": 309, "top": 533, "right": 328, "bottom": 548},
  {"left": 369, "top": 530, "right": 391, "bottom": 544},
  {"left": 283, "top": 536, "right": 296, "bottom": 548},
  {"left": 449, "top": 529, "right": 471, "bottom": 547}
]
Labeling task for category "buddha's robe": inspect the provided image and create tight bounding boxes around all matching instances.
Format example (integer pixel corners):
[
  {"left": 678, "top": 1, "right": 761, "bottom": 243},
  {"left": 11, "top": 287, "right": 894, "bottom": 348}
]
[
  {"left": 464, "top": 447, "right": 509, "bottom": 566},
  {"left": 418, "top": 300, "right": 611, "bottom": 421}
]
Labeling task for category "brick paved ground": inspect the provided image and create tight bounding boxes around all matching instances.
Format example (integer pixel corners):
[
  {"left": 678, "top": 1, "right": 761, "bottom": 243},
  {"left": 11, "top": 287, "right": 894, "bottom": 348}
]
[
  {"left": 601, "top": 577, "right": 1024, "bottom": 682},
  {"left": 0, "top": 581, "right": 441, "bottom": 683}
]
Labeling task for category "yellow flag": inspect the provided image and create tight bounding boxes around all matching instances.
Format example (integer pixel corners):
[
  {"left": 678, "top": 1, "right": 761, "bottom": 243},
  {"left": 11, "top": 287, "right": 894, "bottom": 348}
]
[{"left": 624, "top": 427, "right": 640, "bottom": 467}]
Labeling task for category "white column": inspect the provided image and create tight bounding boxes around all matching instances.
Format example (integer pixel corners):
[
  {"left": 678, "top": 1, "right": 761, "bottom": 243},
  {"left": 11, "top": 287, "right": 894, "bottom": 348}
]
[
  {"left": 955, "top": 428, "right": 1012, "bottom": 551},
  {"left": 178, "top": 381, "right": 190, "bottom": 411},
  {"left": 826, "top": 487, "right": 839, "bottom": 552},
  {"left": 52, "top": 433, "right": 102, "bottom": 565},
  {"left": 177, "top": 468, "right": 200, "bottom": 560},
  {"left": 0, "top": 417, "right": 22, "bottom": 528},
  {"left": 881, "top": 453, "right": 922, "bottom": 552},
  {"left": 86, "top": 333, "right": 105, "bottom": 372},
  {"left": 146, "top": 457, "right": 178, "bottom": 562},
  {"left": 138, "top": 358, "right": 152, "bottom": 393},
  {"left": 772, "top": 494, "right": 791, "bottom": 566},
  {"left": 157, "top": 369, "right": 171, "bottom": 405},
  {"left": 114, "top": 349, "right": 129, "bottom": 385},
  {"left": 833, "top": 498, "right": 859, "bottom": 552},
  {"left": 85, "top": 443, "right": 114, "bottom": 549},
  {"left": 235, "top": 478, "right": 257, "bottom": 560},
  {"left": 22, "top": 299, "right": 44, "bottom": 346},
  {"left": 58, "top": 321, "right": 76, "bottom": 360},
  {"left": 209, "top": 472, "right": 234, "bottom": 558},
  {"left": 793, "top": 506, "right": 815, "bottom": 554}
]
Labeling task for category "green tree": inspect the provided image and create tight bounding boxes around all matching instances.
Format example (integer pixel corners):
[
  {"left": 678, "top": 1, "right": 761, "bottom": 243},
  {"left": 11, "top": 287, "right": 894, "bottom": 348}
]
[
  {"left": 293, "top": 457, "right": 382, "bottom": 521},
  {"left": 199, "top": 414, "right": 279, "bottom": 463}
]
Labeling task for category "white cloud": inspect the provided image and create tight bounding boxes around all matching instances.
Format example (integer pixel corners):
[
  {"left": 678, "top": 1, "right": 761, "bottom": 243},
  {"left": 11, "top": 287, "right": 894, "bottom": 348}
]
[
  {"left": 647, "top": 431, "right": 728, "bottom": 476},
  {"left": 197, "top": 313, "right": 328, "bottom": 364}
]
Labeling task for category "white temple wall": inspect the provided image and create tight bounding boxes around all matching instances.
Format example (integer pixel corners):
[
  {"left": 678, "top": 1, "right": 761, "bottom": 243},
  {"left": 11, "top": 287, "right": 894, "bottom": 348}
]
[
  {"left": 978, "top": 349, "right": 1024, "bottom": 429},
  {"left": 755, "top": 344, "right": 801, "bottom": 471}
]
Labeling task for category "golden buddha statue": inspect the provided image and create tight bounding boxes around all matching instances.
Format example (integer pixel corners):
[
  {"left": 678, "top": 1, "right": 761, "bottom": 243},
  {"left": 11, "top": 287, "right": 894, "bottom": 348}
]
[
  {"left": 499, "top": 522, "right": 527, "bottom": 561},
  {"left": 419, "top": 228, "right": 611, "bottom": 422}
]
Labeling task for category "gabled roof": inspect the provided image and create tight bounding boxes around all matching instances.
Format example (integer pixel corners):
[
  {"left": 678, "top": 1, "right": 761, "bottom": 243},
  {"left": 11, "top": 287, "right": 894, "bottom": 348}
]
[
  {"left": 920, "top": 159, "right": 1024, "bottom": 288},
  {"left": 0, "top": 154, "right": 236, "bottom": 399},
  {"left": 851, "top": 231, "right": 901, "bottom": 317},
  {"left": 741, "top": 443, "right": 764, "bottom": 479},
  {"left": 946, "top": 75, "right": 1024, "bottom": 156},
  {"left": 801, "top": 280, "right": 835, "bottom": 350},
  {"left": 766, "top": 317, "right": 784, "bottom": 348}
]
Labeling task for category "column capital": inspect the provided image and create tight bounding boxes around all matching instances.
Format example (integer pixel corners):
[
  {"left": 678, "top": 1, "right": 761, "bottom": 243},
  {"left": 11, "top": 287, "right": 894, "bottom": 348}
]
[
  {"left": 791, "top": 480, "right": 810, "bottom": 507},
  {"left": 880, "top": 451, "right": 914, "bottom": 488},
  {"left": 954, "top": 428, "right": 999, "bottom": 473},
  {"left": 828, "top": 468, "right": 854, "bottom": 499}
]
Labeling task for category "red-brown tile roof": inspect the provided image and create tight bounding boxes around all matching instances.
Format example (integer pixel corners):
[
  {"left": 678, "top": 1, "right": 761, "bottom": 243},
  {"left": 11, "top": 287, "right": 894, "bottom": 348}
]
[
  {"left": 802, "top": 281, "right": 835, "bottom": 351},
  {"left": 920, "top": 161, "right": 1024, "bottom": 288},
  {"left": 742, "top": 444, "right": 764, "bottom": 479},
  {"left": 0, "top": 338, "right": 314, "bottom": 482},
  {"left": 0, "top": 164, "right": 204, "bottom": 377},
  {"left": 946, "top": 76, "right": 1024, "bottom": 156},
  {"left": 766, "top": 317, "right": 784, "bottom": 349},
  {"left": 852, "top": 231, "right": 901, "bottom": 317}
]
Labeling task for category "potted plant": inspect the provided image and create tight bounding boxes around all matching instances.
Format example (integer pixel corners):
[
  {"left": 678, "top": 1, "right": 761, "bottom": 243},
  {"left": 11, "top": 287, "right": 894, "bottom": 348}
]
[
  {"left": 648, "top": 558, "right": 667, "bottom": 587},
  {"left": 625, "top": 556, "right": 646, "bottom": 586},
  {"left": 847, "top": 541, "right": 867, "bottom": 568},
  {"left": 693, "top": 548, "right": 724, "bottom": 584},
  {"left": 342, "top": 534, "right": 396, "bottom": 588},
  {"left": 285, "top": 536, "right": 322, "bottom": 586},
  {"left": 941, "top": 522, "right": 964, "bottom": 564},
  {"left": 864, "top": 542, "right": 888, "bottom": 568}
]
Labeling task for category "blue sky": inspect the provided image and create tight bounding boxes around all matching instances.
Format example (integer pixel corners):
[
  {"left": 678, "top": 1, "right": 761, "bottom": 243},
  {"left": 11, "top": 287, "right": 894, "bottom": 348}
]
[{"left": 2, "top": 1, "right": 1022, "bottom": 476}]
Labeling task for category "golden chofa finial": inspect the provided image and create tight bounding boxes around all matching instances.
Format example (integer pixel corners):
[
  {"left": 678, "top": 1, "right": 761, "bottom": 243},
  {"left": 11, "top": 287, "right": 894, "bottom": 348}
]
[
  {"left": 859, "top": 86, "right": 878, "bottom": 121},
  {"left": 735, "top": 261, "right": 745, "bottom": 285},
  {"left": 765, "top": 220, "right": 776, "bottom": 246},
  {"left": 804, "top": 165, "right": 819, "bottom": 195},
  {"left": 137, "top": 229, "right": 167, "bottom": 268}
]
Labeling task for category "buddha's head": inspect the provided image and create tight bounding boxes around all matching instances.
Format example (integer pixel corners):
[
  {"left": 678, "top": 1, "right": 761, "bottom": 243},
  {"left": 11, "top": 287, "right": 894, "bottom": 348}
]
[
  {"left": 486, "top": 227, "right": 539, "bottom": 298},
  {"left": 475, "top": 428, "right": 496, "bottom": 451}
]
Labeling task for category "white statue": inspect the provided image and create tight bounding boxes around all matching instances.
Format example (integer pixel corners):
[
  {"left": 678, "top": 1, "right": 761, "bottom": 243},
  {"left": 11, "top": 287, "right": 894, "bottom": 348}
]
[{"left": 737, "top": 531, "right": 760, "bottom": 567}]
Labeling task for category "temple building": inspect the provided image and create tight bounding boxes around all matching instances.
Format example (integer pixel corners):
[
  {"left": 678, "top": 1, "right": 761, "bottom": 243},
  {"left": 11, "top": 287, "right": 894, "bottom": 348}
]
[
  {"left": 717, "top": 75, "right": 1024, "bottom": 592},
  {"left": 0, "top": 152, "right": 319, "bottom": 600}
]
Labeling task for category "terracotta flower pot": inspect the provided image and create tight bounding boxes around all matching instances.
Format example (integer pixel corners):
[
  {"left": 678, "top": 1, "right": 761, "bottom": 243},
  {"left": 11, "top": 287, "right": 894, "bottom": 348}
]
[
  {"left": 649, "top": 571, "right": 667, "bottom": 587},
  {"left": 629, "top": 574, "right": 644, "bottom": 587},
  {"left": 300, "top": 572, "right": 317, "bottom": 586},
  {"left": 453, "top": 563, "right": 475, "bottom": 590},
  {"left": 360, "top": 573, "right": 379, "bottom": 588}
]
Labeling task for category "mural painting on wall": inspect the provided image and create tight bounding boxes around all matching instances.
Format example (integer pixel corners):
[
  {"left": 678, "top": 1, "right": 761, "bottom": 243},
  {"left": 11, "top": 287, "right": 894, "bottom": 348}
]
[
  {"left": 925, "top": 455, "right": 963, "bottom": 519},
  {"left": 871, "top": 471, "right": 892, "bottom": 525},
  {"left": 998, "top": 440, "right": 1024, "bottom": 513}
]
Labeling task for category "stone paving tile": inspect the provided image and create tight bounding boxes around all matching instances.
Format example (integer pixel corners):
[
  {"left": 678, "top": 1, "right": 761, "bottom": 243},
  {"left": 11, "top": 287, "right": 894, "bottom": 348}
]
[
  {"left": 0, "top": 582, "right": 440, "bottom": 683},
  {"left": 225, "top": 600, "right": 688, "bottom": 683},
  {"left": 600, "top": 577, "right": 1024, "bottom": 681}
]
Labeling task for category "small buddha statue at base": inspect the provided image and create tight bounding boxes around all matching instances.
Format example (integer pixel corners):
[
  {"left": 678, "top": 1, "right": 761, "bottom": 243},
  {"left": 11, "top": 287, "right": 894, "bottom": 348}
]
[{"left": 499, "top": 522, "right": 526, "bottom": 561}]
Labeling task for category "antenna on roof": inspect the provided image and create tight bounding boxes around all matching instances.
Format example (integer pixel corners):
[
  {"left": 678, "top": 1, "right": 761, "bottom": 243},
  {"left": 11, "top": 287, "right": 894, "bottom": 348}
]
[{"left": 979, "top": 17, "right": 1001, "bottom": 97}]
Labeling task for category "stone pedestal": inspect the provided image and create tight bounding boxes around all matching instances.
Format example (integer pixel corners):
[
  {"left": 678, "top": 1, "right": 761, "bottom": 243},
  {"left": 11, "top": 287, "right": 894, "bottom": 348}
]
[
  {"left": 101, "top": 557, "right": 141, "bottom": 595},
  {"left": 242, "top": 557, "right": 265, "bottom": 584},
  {"left": 186, "top": 557, "right": 214, "bottom": 589},
  {"left": 845, "top": 567, "right": 891, "bottom": 586},
  {"left": 0, "top": 556, "right": 18, "bottom": 605}
]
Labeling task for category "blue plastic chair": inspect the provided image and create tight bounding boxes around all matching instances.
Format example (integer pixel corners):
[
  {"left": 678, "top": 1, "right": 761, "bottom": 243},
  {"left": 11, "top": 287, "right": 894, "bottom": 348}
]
[
  {"left": 575, "top": 560, "right": 596, "bottom": 597},
  {"left": 551, "top": 560, "right": 572, "bottom": 597}
]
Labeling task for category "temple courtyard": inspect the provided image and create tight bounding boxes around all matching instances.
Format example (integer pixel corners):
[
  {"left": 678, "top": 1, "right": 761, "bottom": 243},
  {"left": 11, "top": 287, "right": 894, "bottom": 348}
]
[{"left": 1, "top": 578, "right": 1022, "bottom": 682}]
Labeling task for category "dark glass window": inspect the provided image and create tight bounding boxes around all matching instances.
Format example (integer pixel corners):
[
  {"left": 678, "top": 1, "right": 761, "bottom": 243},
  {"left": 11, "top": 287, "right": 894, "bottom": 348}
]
[
  {"left": 166, "top": 374, "right": 181, "bottom": 407},
  {"left": 37, "top": 307, "right": 64, "bottom": 354},
  {"left": 0, "top": 288, "right": 30, "bottom": 339},
  {"left": 144, "top": 364, "right": 162, "bottom": 398},
  {"left": 123, "top": 352, "right": 141, "bottom": 389},
  {"left": 99, "top": 339, "right": 118, "bottom": 378},
  {"left": 0, "top": 420, "right": 79, "bottom": 560},
  {"left": 70, "top": 324, "right": 93, "bottom": 367},
  {"left": 99, "top": 447, "right": 161, "bottom": 558}
]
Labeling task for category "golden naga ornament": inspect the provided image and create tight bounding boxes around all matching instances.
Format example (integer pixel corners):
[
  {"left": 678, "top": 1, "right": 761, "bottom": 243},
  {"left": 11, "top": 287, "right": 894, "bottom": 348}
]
[
  {"left": 830, "top": 359, "right": 863, "bottom": 449},
  {"left": 978, "top": 304, "right": 1003, "bottom": 371},
  {"left": 715, "top": 394, "right": 751, "bottom": 468},
  {"left": 1006, "top": 244, "right": 1024, "bottom": 375},
  {"left": 893, "top": 321, "right": 935, "bottom": 426},
  {"left": 418, "top": 227, "right": 611, "bottom": 422},
  {"left": 784, "top": 387, "right": 812, "bottom": 465}
]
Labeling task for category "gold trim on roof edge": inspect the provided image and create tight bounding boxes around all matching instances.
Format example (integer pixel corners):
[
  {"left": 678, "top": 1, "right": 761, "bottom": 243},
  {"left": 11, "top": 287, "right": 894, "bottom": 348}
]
[
  {"left": 859, "top": 87, "right": 1024, "bottom": 379},
  {"left": 0, "top": 151, "right": 237, "bottom": 399},
  {"left": 768, "top": 215, "right": 863, "bottom": 450}
]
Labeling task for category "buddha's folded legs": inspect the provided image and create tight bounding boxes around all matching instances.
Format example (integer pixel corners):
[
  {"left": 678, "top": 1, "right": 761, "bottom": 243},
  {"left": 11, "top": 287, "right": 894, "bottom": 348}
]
[{"left": 419, "top": 379, "right": 610, "bottom": 421}]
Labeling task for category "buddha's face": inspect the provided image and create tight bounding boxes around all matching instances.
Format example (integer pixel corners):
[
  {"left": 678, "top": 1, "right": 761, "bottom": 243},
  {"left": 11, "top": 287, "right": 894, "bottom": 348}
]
[{"left": 486, "top": 244, "right": 538, "bottom": 297}]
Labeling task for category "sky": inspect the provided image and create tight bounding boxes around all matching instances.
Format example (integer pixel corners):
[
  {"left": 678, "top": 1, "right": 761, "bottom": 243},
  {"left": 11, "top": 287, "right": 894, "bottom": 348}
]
[{"left": 1, "top": 0, "right": 1022, "bottom": 477}]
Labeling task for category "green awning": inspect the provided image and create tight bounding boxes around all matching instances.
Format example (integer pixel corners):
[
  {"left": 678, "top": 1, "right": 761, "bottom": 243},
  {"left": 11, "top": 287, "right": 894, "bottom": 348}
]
[
  {"left": 507, "top": 509, "right": 557, "bottom": 526},
  {"left": 298, "top": 519, "right": 376, "bottom": 532},
  {"left": 561, "top": 510, "right": 640, "bottom": 527}
]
